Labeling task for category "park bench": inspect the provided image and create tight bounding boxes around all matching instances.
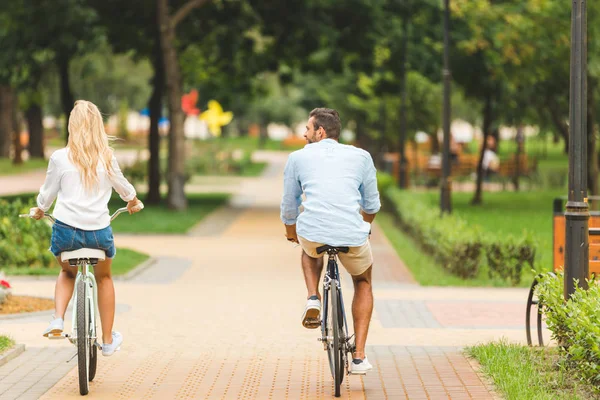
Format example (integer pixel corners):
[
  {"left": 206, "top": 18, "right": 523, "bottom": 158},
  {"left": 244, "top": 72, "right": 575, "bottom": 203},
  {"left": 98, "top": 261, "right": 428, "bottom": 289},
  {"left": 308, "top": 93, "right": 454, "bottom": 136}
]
[
  {"left": 525, "top": 196, "right": 600, "bottom": 346},
  {"left": 496, "top": 154, "right": 538, "bottom": 189}
]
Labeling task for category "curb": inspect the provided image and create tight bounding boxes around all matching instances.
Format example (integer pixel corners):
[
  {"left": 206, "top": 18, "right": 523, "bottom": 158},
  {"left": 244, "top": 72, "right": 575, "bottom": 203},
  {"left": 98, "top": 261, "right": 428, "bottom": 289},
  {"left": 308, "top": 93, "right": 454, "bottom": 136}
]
[
  {"left": 0, "top": 306, "right": 54, "bottom": 321},
  {"left": 0, "top": 344, "right": 26, "bottom": 368},
  {"left": 116, "top": 257, "right": 158, "bottom": 281}
]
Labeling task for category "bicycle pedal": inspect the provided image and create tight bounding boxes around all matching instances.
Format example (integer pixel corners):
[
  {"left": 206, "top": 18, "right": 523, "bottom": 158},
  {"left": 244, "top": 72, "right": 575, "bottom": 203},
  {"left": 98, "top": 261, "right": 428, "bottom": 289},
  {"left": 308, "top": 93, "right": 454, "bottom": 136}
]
[{"left": 48, "top": 333, "right": 67, "bottom": 340}]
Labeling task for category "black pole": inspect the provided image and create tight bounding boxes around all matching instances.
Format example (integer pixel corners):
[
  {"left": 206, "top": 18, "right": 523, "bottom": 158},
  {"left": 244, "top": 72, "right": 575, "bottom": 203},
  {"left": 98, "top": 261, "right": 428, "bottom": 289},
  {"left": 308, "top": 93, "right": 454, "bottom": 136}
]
[
  {"left": 440, "top": 0, "right": 452, "bottom": 214},
  {"left": 565, "top": 0, "right": 589, "bottom": 299},
  {"left": 398, "top": 13, "right": 409, "bottom": 189}
]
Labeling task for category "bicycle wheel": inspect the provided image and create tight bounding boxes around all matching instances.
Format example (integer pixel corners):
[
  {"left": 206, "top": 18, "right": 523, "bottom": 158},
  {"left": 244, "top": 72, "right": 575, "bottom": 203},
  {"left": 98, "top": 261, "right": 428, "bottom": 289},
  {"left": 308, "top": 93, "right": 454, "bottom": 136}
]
[
  {"left": 330, "top": 282, "right": 343, "bottom": 397},
  {"left": 77, "top": 279, "right": 90, "bottom": 395}
]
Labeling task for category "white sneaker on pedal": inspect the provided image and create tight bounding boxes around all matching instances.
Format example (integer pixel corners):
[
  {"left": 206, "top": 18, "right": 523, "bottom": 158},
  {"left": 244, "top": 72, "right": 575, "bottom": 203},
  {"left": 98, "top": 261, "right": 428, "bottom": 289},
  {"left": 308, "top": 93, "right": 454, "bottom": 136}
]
[
  {"left": 302, "top": 296, "right": 321, "bottom": 329},
  {"left": 102, "top": 332, "right": 123, "bottom": 357},
  {"left": 350, "top": 357, "right": 373, "bottom": 375},
  {"left": 42, "top": 317, "right": 64, "bottom": 337}
]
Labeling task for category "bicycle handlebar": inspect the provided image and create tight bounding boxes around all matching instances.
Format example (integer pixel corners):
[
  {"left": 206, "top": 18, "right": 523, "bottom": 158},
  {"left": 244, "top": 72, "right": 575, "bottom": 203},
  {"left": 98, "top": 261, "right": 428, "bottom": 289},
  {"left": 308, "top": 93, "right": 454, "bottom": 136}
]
[{"left": 19, "top": 203, "right": 144, "bottom": 223}]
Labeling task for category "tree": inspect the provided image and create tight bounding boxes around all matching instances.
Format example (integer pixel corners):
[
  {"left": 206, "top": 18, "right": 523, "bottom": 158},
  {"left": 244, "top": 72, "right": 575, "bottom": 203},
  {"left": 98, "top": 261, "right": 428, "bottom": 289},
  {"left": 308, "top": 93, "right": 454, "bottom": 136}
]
[{"left": 157, "top": 0, "right": 211, "bottom": 210}]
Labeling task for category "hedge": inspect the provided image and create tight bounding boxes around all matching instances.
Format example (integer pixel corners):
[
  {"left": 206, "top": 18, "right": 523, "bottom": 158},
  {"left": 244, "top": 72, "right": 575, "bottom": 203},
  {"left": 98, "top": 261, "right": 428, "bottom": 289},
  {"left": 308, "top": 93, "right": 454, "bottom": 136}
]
[
  {"left": 536, "top": 272, "right": 600, "bottom": 393},
  {"left": 0, "top": 198, "right": 54, "bottom": 269},
  {"left": 381, "top": 174, "right": 536, "bottom": 283}
]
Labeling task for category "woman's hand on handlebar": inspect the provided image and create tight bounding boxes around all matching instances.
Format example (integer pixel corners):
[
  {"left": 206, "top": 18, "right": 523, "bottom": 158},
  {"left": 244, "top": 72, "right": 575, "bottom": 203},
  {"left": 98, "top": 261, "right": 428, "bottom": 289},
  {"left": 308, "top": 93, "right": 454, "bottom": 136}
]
[
  {"left": 29, "top": 207, "right": 45, "bottom": 220},
  {"left": 127, "top": 197, "right": 144, "bottom": 214}
]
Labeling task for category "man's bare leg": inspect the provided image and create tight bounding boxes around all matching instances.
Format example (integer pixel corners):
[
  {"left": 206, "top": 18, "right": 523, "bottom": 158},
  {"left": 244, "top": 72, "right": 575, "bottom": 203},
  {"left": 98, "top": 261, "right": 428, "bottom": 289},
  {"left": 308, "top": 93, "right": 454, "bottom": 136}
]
[
  {"left": 302, "top": 250, "right": 324, "bottom": 300},
  {"left": 351, "top": 266, "right": 373, "bottom": 359}
]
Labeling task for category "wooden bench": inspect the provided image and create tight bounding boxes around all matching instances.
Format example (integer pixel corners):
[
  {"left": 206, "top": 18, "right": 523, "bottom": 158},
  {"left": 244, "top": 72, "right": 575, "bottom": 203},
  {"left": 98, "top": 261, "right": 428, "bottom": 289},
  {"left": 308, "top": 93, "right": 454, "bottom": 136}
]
[{"left": 496, "top": 154, "right": 538, "bottom": 189}]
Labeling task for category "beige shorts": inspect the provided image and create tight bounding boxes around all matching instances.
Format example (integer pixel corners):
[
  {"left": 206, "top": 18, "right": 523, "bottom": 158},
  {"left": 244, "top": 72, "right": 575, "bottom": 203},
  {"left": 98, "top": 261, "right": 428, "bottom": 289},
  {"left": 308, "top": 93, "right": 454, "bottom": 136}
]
[{"left": 298, "top": 236, "right": 373, "bottom": 276}]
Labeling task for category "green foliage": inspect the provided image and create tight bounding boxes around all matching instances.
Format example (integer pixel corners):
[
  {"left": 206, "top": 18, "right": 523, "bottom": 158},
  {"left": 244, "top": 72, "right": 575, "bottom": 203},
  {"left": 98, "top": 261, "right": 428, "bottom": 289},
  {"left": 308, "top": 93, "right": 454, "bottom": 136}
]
[
  {"left": 376, "top": 172, "right": 394, "bottom": 197},
  {"left": 386, "top": 187, "right": 483, "bottom": 278},
  {"left": 485, "top": 235, "right": 536, "bottom": 285},
  {"left": 0, "top": 198, "right": 54, "bottom": 270},
  {"left": 0, "top": 336, "right": 14, "bottom": 354},
  {"left": 536, "top": 273, "right": 600, "bottom": 393},
  {"left": 386, "top": 187, "right": 541, "bottom": 284}
]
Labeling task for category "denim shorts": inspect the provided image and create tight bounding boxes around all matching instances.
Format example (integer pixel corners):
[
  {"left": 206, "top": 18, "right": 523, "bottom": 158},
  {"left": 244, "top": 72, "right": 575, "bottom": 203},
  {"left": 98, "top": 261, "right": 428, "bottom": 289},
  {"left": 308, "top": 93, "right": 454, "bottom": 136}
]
[{"left": 50, "top": 221, "right": 116, "bottom": 259}]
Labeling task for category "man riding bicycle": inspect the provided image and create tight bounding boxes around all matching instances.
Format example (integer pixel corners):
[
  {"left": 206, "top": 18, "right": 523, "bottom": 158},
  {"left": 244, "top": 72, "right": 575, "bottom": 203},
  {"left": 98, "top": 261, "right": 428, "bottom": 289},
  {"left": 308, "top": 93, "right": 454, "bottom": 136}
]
[{"left": 280, "top": 108, "right": 380, "bottom": 375}]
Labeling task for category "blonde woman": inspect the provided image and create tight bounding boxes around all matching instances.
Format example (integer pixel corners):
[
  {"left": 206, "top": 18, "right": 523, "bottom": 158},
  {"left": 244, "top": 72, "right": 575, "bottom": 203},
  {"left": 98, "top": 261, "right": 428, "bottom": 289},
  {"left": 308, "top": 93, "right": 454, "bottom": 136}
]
[{"left": 31, "top": 100, "right": 142, "bottom": 356}]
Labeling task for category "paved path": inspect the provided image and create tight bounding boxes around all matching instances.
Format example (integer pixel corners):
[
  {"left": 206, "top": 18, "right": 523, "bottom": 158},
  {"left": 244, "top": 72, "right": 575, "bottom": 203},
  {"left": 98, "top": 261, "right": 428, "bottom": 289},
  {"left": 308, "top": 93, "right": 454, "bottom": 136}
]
[{"left": 0, "top": 151, "right": 530, "bottom": 399}]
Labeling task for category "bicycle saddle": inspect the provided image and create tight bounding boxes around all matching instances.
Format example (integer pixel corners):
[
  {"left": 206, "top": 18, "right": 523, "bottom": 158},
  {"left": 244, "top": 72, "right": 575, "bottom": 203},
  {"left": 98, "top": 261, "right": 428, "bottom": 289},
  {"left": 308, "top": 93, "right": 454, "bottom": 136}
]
[
  {"left": 316, "top": 245, "right": 350, "bottom": 255},
  {"left": 61, "top": 248, "right": 106, "bottom": 266}
]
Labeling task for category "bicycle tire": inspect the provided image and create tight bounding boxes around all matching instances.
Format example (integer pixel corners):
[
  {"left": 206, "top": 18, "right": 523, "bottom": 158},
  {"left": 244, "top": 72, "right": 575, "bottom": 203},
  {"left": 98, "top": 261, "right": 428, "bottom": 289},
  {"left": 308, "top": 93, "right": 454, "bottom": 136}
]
[
  {"left": 89, "top": 341, "right": 97, "bottom": 381},
  {"left": 77, "top": 279, "right": 89, "bottom": 395},
  {"left": 331, "top": 282, "right": 342, "bottom": 397}
]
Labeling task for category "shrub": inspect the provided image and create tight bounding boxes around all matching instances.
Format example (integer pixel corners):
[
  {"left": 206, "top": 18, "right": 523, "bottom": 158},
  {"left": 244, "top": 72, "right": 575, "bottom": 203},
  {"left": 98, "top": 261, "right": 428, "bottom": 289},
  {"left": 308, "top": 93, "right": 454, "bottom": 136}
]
[
  {"left": 485, "top": 235, "right": 536, "bottom": 285},
  {"left": 386, "top": 187, "right": 484, "bottom": 278},
  {"left": 536, "top": 273, "right": 600, "bottom": 393},
  {"left": 0, "top": 198, "right": 54, "bottom": 270},
  {"left": 384, "top": 187, "right": 539, "bottom": 283},
  {"left": 376, "top": 172, "right": 395, "bottom": 197}
]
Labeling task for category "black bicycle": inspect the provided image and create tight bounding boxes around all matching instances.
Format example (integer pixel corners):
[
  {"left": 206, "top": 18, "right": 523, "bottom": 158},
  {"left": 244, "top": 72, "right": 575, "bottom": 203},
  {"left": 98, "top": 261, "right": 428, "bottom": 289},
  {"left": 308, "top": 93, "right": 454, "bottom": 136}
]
[{"left": 317, "top": 245, "right": 355, "bottom": 398}]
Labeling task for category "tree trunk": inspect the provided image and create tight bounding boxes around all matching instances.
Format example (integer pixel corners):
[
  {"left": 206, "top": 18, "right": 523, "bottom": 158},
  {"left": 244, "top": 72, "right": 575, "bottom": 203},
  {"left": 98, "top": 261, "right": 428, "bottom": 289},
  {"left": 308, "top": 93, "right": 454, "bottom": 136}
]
[
  {"left": 147, "top": 36, "right": 165, "bottom": 205},
  {"left": 26, "top": 103, "right": 44, "bottom": 159},
  {"left": 472, "top": 93, "right": 493, "bottom": 205},
  {"left": 588, "top": 79, "right": 598, "bottom": 202},
  {"left": 547, "top": 102, "right": 569, "bottom": 154},
  {"left": 0, "top": 86, "right": 12, "bottom": 158},
  {"left": 12, "top": 97, "right": 23, "bottom": 165},
  {"left": 58, "top": 54, "right": 75, "bottom": 144},
  {"left": 430, "top": 131, "right": 440, "bottom": 154},
  {"left": 158, "top": 0, "right": 187, "bottom": 210}
]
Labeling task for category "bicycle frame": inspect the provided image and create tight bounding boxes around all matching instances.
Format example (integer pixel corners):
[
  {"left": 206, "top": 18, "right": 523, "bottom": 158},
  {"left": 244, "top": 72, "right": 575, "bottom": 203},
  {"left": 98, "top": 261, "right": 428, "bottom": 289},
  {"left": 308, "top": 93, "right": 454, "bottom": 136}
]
[{"left": 321, "top": 253, "right": 350, "bottom": 354}]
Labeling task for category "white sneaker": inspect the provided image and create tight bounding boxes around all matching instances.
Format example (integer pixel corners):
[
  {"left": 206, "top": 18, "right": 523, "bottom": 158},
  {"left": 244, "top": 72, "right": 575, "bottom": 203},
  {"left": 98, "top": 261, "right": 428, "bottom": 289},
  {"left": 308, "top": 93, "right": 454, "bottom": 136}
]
[
  {"left": 102, "top": 332, "right": 123, "bottom": 357},
  {"left": 43, "top": 317, "right": 64, "bottom": 337},
  {"left": 350, "top": 357, "right": 373, "bottom": 375},
  {"left": 302, "top": 296, "right": 321, "bottom": 329}
]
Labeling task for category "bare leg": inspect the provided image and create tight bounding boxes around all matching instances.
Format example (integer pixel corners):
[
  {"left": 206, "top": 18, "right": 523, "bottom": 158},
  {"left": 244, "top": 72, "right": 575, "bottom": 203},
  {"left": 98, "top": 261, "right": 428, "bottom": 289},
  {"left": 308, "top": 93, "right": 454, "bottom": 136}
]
[
  {"left": 93, "top": 259, "right": 115, "bottom": 344},
  {"left": 351, "top": 266, "right": 373, "bottom": 360},
  {"left": 54, "top": 258, "right": 77, "bottom": 319},
  {"left": 302, "top": 251, "right": 324, "bottom": 299}
]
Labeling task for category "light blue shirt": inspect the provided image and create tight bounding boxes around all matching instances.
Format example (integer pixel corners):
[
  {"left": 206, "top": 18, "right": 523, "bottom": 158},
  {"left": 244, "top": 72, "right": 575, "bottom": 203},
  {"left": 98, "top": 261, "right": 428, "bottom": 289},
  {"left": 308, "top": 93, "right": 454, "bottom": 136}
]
[{"left": 280, "top": 139, "right": 381, "bottom": 247}]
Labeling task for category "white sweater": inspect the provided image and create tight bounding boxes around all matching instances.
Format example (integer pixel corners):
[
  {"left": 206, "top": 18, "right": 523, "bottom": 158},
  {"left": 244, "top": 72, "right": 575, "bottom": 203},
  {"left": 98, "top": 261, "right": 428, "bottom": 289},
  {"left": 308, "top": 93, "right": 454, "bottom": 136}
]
[{"left": 36, "top": 148, "right": 137, "bottom": 230}]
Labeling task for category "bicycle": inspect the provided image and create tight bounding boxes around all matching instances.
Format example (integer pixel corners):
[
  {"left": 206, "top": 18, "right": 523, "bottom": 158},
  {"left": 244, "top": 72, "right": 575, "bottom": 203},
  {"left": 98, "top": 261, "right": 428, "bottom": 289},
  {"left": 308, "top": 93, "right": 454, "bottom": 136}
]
[
  {"left": 20, "top": 206, "right": 142, "bottom": 396},
  {"left": 316, "top": 245, "right": 355, "bottom": 398}
]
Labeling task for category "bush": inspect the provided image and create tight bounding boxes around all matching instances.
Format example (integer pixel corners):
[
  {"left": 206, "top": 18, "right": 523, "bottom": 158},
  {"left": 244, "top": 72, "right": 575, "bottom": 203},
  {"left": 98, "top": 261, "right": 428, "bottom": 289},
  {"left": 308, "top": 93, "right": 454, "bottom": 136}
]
[
  {"left": 536, "top": 273, "right": 600, "bottom": 393},
  {"left": 376, "top": 172, "right": 395, "bottom": 197},
  {"left": 386, "top": 187, "right": 484, "bottom": 278},
  {"left": 485, "top": 235, "right": 536, "bottom": 285},
  {"left": 385, "top": 187, "right": 539, "bottom": 283},
  {"left": 0, "top": 198, "right": 54, "bottom": 270}
]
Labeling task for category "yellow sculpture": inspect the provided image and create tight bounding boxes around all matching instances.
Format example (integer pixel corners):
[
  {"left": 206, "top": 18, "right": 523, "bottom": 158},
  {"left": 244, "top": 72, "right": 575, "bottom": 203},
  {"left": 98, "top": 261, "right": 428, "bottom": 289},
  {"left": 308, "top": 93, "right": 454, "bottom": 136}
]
[{"left": 199, "top": 100, "right": 233, "bottom": 137}]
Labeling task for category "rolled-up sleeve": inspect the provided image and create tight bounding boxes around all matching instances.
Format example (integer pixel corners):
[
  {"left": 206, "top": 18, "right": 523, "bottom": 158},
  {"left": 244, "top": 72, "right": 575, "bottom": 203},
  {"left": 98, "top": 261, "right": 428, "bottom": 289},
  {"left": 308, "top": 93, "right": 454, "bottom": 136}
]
[
  {"left": 359, "top": 155, "right": 381, "bottom": 214},
  {"left": 37, "top": 158, "right": 60, "bottom": 212},
  {"left": 280, "top": 155, "right": 303, "bottom": 225},
  {"left": 108, "top": 155, "right": 137, "bottom": 202}
]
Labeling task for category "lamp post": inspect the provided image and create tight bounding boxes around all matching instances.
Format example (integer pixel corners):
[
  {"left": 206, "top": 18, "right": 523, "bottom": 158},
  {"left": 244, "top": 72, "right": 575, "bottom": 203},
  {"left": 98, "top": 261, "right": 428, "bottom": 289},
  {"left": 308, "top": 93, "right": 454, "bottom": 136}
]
[
  {"left": 564, "top": 0, "right": 589, "bottom": 299},
  {"left": 440, "top": 0, "right": 452, "bottom": 214},
  {"left": 398, "top": 13, "right": 409, "bottom": 189}
]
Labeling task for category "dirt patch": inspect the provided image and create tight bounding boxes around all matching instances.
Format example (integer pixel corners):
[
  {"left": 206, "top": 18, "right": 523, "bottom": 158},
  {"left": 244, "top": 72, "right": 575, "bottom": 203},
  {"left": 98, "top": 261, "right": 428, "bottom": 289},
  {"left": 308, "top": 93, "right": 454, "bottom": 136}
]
[{"left": 0, "top": 295, "right": 54, "bottom": 315}]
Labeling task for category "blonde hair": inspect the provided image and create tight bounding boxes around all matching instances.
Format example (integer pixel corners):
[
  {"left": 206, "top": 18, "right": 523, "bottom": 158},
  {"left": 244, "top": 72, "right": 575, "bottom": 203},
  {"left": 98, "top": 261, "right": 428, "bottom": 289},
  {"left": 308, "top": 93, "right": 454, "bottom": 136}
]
[{"left": 67, "top": 100, "right": 114, "bottom": 191}]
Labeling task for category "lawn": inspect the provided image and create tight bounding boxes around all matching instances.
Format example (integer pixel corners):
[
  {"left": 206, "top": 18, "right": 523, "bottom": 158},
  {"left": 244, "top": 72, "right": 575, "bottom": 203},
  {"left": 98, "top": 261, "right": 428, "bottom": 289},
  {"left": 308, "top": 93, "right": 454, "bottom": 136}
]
[
  {"left": 193, "top": 136, "right": 305, "bottom": 152},
  {"left": 108, "top": 192, "right": 229, "bottom": 234},
  {"left": 0, "top": 335, "right": 14, "bottom": 354},
  {"left": 0, "top": 159, "right": 48, "bottom": 176},
  {"left": 4, "top": 248, "right": 149, "bottom": 277},
  {"left": 467, "top": 341, "right": 596, "bottom": 400}
]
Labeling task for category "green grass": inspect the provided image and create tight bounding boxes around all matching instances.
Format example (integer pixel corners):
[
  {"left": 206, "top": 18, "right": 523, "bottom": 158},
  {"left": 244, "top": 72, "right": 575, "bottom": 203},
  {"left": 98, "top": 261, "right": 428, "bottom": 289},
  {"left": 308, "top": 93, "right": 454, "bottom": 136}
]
[
  {"left": 3, "top": 247, "right": 149, "bottom": 276},
  {"left": 0, "top": 159, "right": 48, "bottom": 176},
  {"left": 239, "top": 162, "right": 267, "bottom": 177},
  {"left": 109, "top": 192, "right": 229, "bottom": 234},
  {"left": 466, "top": 341, "right": 596, "bottom": 400},
  {"left": 0, "top": 336, "right": 14, "bottom": 354},
  {"left": 377, "top": 213, "right": 515, "bottom": 287}
]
